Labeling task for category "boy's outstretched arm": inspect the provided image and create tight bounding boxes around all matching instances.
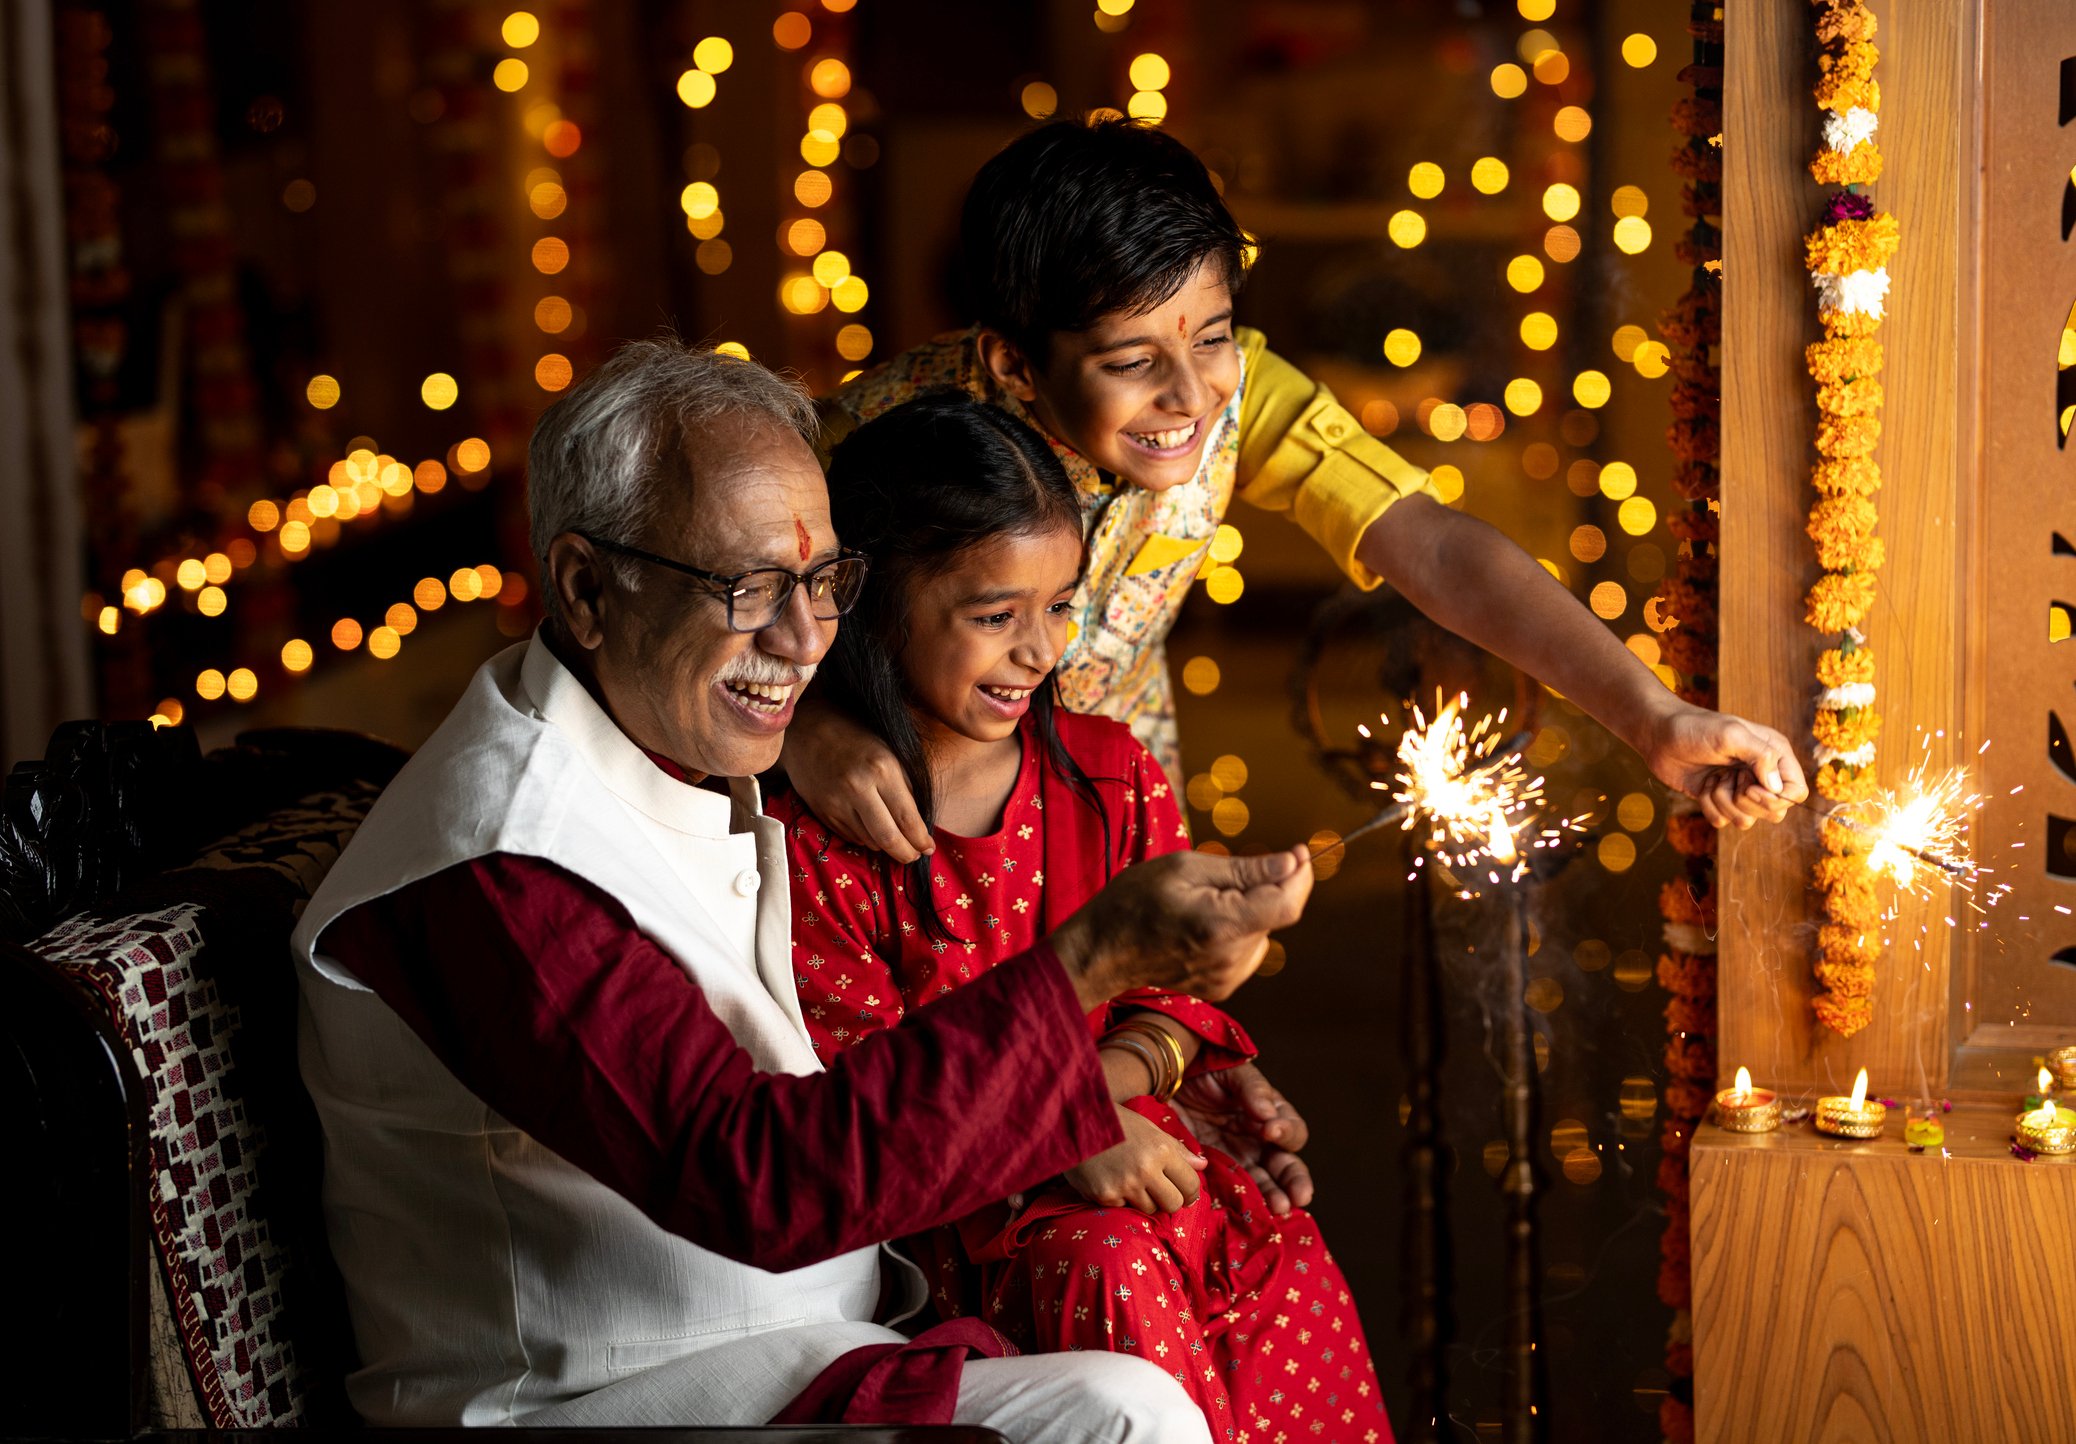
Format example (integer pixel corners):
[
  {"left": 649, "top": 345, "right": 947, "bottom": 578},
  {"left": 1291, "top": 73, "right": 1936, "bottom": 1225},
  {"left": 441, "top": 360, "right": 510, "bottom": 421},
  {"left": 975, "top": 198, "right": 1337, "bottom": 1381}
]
[{"left": 1358, "top": 493, "right": 1808, "bottom": 830}]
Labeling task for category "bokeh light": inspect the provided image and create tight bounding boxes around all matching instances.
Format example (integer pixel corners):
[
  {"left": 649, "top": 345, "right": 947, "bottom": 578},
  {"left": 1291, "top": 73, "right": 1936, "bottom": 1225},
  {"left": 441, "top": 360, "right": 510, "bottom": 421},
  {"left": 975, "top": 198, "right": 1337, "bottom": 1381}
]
[
  {"left": 1408, "top": 161, "right": 1445, "bottom": 199},
  {"left": 1383, "top": 328, "right": 1422, "bottom": 366},
  {"left": 1490, "top": 63, "right": 1527, "bottom": 98},
  {"left": 1506, "top": 254, "right": 1545, "bottom": 292},
  {"left": 1471, "top": 156, "right": 1510, "bottom": 193},
  {"left": 693, "top": 35, "right": 734, "bottom": 73},
  {"left": 421, "top": 372, "right": 458, "bottom": 410}
]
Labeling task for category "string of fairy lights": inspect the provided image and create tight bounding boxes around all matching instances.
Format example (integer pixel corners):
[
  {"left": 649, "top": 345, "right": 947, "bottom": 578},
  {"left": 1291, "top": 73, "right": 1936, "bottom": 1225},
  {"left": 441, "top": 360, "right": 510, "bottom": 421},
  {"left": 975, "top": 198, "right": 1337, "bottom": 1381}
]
[{"left": 103, "top": 9, "right": 570, "bottom": 729}]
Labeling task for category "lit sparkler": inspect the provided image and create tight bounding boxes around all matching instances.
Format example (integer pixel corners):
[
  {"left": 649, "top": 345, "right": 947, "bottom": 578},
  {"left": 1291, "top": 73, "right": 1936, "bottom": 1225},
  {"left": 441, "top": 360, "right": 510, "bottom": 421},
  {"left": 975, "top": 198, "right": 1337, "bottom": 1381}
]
[
  {"left": 1320, "top": 693, "right": 1586, "bottom": 881},
  {"left": 1802, "top": 751, "right": 2008, "bottom": 908}
]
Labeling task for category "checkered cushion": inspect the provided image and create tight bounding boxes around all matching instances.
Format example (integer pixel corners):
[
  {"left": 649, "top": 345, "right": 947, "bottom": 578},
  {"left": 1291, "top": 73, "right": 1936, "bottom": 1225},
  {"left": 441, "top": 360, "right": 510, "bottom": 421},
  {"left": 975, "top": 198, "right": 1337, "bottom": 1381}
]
[{"left": 33, "top": 781, "right": 380, "bottom": 1427}]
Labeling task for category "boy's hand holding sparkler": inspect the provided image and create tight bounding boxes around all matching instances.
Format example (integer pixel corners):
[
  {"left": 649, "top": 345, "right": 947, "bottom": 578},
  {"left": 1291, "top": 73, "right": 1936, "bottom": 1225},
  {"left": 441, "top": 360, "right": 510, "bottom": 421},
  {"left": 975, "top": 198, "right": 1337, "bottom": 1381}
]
[{"left": 1637, "top": 703, "right": 1810, "bottom": 830}]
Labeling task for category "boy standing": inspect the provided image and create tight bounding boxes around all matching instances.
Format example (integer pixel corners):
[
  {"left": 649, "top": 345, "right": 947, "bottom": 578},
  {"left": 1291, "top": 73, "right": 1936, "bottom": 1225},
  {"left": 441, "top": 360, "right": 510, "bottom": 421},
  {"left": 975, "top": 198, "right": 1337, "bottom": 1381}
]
[{"left": 790, "top": 118, "right": 1803, "bottom": 859}]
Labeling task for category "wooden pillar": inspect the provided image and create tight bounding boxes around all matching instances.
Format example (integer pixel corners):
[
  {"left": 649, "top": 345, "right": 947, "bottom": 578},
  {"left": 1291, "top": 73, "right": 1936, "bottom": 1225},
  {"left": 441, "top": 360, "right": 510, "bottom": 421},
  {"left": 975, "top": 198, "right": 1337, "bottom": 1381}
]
[{"left": 1698, "top": 5, "right": 2076, "bottom": 1441}]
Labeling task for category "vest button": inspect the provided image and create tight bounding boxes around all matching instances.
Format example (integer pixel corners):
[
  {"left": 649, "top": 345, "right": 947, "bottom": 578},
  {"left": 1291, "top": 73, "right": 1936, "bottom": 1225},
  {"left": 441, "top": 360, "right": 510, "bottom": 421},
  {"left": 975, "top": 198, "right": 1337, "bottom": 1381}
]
[{"left": 733, "top": 869, "right": 761, "bottom": 897}]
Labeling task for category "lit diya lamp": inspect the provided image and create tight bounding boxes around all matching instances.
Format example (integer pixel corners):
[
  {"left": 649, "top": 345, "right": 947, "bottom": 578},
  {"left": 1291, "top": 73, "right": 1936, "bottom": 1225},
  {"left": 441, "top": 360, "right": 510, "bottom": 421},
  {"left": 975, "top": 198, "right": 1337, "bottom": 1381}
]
[
  {"left": 2016, "top": 1067, "right": 2076, "bottom": 1156},
  {"left": 2047, "top": 1045, "right": 2076, "bottom": 1093},
  {"left": 1712, "top": 1066, "right": 1780, "bottom": 1133},
  {"left": 1814, "top": 1067, "right": 1886, "bottom": 1139}
]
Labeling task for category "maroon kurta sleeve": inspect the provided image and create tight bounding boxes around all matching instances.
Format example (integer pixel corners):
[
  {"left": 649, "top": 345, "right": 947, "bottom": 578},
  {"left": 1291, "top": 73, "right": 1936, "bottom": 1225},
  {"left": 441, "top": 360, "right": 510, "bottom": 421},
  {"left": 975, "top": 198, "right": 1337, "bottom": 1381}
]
[{"left": 319, "top": 853, "right": 1122, "bottom": 1274}]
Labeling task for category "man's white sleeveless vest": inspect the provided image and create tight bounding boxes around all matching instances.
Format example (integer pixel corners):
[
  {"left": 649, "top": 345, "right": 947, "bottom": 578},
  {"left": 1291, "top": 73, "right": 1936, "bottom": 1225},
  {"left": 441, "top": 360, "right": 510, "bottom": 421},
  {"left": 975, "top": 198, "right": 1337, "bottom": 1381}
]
[{"left": 292, "top": 634, "right": 902, "bottom": 1425}]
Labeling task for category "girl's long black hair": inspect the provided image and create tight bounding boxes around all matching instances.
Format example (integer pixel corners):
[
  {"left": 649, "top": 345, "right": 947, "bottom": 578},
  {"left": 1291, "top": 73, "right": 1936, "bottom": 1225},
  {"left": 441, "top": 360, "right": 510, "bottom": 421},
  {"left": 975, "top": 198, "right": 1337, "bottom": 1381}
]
[{"left": 821, "top": 389, "right": 1112, "bottom": 941}]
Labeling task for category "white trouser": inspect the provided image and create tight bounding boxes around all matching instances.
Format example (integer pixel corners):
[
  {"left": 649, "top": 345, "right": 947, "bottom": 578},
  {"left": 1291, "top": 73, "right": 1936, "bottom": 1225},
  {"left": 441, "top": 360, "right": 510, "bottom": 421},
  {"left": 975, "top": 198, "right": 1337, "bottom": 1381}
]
[{"left": 513, "top": 1319, "right": 1212, "bottom": 1444}]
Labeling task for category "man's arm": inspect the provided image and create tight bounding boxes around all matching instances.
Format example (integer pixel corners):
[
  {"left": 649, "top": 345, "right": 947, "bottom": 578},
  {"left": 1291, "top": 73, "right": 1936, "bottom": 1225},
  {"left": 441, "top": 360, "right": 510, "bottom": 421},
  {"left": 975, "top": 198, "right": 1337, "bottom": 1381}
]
[
  {"left": 319, "top": 846, "right": 1309, "bottom": 1274},
  {"left": 322, "top": 855, "right": 1121, "bottom": 1275},
  {"left": 1356, "top": 493, "right": 1807, "bottom": 829}
]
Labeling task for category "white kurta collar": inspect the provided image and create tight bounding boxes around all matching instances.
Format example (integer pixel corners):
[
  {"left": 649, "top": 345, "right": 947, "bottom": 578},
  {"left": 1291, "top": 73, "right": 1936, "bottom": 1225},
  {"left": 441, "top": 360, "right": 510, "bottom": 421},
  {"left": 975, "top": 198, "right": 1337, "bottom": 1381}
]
[{"left": 519, "top": 630, "right": 763, "bottom": 840}]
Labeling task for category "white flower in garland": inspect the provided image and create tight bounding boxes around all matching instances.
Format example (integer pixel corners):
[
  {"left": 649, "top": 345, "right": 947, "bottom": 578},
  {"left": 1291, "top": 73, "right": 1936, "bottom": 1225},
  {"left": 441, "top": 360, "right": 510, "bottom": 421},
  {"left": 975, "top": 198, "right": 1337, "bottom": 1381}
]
[
  {"left": 1818, "top": 681, "right": 1877, "bottom": 710},
  {"left": 1814, "top": 739, "right": 1877, "bottom": 769},
  {"left": 1821, "top": 106, "right": 1879, "bottom": 152},
  {"left": 1663, "top": 921, "right": 1717, "bottom": 957},
  {"left": 1813, "top": 267, "right": 1890, "bottom": 318}
]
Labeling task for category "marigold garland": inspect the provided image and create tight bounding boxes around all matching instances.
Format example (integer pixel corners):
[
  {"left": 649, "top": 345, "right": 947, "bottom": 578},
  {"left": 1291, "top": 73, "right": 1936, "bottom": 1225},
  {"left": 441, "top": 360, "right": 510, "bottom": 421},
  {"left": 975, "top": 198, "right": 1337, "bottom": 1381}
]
[
  {"left": 1807, "top": 0, "right": 1892, "bottom": 1038},
  {"left": 1652, "top": 11, "right": 1724, "bottom": 1436}
]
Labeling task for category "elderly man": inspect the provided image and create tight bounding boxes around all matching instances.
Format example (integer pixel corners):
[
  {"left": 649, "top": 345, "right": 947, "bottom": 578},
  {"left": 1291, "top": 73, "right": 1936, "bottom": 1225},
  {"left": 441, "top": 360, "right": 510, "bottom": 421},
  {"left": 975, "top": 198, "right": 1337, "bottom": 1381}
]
[{"left": 292, "top": 338, "right": 1313, "bottom": 1440}]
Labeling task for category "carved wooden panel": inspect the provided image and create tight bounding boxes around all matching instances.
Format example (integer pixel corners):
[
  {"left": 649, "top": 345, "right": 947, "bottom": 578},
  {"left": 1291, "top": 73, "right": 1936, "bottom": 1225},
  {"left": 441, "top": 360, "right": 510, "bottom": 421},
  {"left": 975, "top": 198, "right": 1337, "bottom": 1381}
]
[{"left": 1962, "top": 2, "right": 2076, "bottom": 1064}]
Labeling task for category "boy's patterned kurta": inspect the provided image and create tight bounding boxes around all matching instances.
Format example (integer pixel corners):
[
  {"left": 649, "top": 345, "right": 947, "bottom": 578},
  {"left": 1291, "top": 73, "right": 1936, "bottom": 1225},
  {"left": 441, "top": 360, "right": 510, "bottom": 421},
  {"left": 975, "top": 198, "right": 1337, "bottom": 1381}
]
[
  {"left": 769, "top": 711, "right": 1394, "bottom": 1444},
  {"left": 824, "top": 327, "right": 1436, "bottom": 781}
]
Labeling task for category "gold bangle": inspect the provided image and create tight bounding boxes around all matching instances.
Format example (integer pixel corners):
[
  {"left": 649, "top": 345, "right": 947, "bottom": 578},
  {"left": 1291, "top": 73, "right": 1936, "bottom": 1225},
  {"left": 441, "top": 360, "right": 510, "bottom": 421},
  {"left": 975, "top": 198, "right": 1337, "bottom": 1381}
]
[
  {"left": 1099, "top": 1036, "right": 1164, "bottom": 1097},
  {"left": 1110, "top": 1019, "right": 1187, "bottom": 1102}
]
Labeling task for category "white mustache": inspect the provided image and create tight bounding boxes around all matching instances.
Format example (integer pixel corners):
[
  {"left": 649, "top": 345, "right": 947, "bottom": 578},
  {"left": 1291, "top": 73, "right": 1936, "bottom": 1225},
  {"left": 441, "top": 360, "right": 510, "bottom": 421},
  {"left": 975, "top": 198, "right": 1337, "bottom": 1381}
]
[{"left": 718, "top": 657, "right": 816, "bottom": 688}]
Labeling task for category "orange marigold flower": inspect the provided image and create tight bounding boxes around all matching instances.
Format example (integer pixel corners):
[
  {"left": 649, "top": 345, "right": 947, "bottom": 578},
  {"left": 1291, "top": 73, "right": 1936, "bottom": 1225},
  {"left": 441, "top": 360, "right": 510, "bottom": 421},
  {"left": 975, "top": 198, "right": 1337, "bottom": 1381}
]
[
  {"left": 1664, "top": 1081, "right": 1714, "bottom": 1124},
  {"left": 1657, "top": 950, "right": 1717, "bottom": 1000},
  {"left": 1666, "top": 1036, "right": 1716, "bottom": 1082},
  {"left": 1672, "top": 460, "right": 1721, "bottom": 502},
  {"left": 1821, "top": 817, "right": 1867, "bottom": 856},
  {"left": 1823, "top": 873, "right": 1883, "bottom": 929},
  {"left": 1667, "top": 507, "right": 1721, "bottom": 545},
  {"left": 1815, "top": 0, "right": 1878, "bottom": 48},
  {"left": 1667, "top": 812, "right": 1717, "bottom": 856},
  {"left": 1671, "top": 96, "right": 1721, "bottom": 138},
  {"left": 1816, "top": 948, "right": 1880, "bottom": 991},
  {"left": 1807, "top": 570, "right": 1878, "bottom": 631},
  {"left": 1811, "top": 456, "right": 1882, "bottom": 496},
  {"left": 1823, "top": 309, "right": 1882, "bottom": 338},
  {"left": 1810, "top": 141, "right": 1883, "bottom": 187},
  {"left": 1670, "top": 145, "right": 1724, "bottom": 183},
  {"left": 1816, "top": 376, "right": 1884, "bottom": 417},
  {"left": 1806, "top": 336, "right": 1884, "bottom": 385},
  {"left": 1816, "top": 412, "right": 1881, "bottom": 458},
  {"left": 1807, "top": 494, "right": 1880, "bottom": 571},
  {"left": 1813, "top": 990, "right": 1874, "bottom": 1037},
  {"left": 1813, "top": 704, "right": 1880, "bottom": 753},
  {"left": 1665, "top": 996, "right": 1714, "bottom": 1037},
  {"left": 1817, "top": 644, "right": 1875, "bottom": 688},
  {"left": 1818, "top": 760, "right": 1881, "bottom": 805},
  {"left": 1658, "top": 1257, "right": 1695, "bottom": 1311},
  {"left": 1805, "top": 215, "right": 1901, "bottom": 275}
]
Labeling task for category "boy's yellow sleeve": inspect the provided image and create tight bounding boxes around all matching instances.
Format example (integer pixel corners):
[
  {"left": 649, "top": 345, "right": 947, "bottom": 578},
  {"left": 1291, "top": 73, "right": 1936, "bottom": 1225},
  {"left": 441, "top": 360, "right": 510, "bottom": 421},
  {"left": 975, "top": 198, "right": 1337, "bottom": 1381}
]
[{"left": 1234, "top": 328, "right": 1439, "bottom": 590}]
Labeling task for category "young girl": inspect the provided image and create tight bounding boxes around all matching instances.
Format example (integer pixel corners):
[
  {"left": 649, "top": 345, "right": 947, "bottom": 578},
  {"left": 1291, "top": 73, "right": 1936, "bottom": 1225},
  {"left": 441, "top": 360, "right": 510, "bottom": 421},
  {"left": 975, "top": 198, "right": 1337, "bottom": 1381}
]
[{"left": 768, "top": 391, "right": 1392, "bottom": 1444}]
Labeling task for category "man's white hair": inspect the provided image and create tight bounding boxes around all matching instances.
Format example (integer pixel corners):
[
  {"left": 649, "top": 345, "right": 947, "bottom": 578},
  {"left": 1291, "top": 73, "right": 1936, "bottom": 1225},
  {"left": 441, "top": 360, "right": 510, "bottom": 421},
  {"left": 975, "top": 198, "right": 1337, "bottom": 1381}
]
[{"left": 526, "top": 337, "right": 820, "bottom": 616}]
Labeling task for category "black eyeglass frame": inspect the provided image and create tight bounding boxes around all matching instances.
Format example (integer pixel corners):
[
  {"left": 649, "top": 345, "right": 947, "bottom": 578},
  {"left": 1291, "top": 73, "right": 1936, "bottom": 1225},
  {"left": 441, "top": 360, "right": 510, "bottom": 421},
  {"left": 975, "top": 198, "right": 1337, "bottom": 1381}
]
[{"left": 579, "top": 532, "right": 870, "bottom": 633}]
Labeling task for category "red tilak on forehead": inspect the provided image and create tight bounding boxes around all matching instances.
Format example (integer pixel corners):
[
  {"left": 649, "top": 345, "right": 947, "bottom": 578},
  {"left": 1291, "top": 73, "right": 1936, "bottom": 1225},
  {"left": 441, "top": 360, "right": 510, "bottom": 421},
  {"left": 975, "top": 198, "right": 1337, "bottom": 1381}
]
[
  {"left": 1177, "top": 314, "right": 1187, "bottom": 335},
  {"left": 794, "top": 516, "right": 811, "bottom": 562}
]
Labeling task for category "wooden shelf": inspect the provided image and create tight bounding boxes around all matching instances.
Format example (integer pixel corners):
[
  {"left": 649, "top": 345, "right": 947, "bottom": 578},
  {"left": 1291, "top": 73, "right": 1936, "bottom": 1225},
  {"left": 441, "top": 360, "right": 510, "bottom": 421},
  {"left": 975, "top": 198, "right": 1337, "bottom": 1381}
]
[{"left": 1691, "top": 1110, "right": 2076, "bottom": 1444}]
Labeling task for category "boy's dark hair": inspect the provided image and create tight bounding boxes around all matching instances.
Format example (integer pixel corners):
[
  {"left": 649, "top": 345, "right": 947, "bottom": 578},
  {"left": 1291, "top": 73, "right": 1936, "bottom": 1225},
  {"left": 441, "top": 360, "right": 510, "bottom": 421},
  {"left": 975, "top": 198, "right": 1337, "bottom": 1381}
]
[
  {"left": 959, "top": 117, "right": 1248, "bottom": 358},
  {"left": 821, "top": 390, "right": 1111, "bottom": 941}
]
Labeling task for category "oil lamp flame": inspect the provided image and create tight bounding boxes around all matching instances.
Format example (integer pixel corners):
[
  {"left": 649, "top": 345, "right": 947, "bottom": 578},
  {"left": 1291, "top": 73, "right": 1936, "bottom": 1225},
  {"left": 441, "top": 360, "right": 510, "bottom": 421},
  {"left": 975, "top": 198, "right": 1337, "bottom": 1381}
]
[
  {"left": 1848, "top": 1067, "right": 1868, "bottom": 1110},
  {"left": 1733, "top": 1066, "right": 1752, "bottom": 1100}
]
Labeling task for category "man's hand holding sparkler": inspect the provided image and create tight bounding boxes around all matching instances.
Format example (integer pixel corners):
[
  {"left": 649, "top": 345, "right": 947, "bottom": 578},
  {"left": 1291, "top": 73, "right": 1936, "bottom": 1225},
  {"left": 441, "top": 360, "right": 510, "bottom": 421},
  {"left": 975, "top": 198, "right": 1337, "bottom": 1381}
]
[{"left": 1638, "top": 702, "right": 1809, "bottom": 830}]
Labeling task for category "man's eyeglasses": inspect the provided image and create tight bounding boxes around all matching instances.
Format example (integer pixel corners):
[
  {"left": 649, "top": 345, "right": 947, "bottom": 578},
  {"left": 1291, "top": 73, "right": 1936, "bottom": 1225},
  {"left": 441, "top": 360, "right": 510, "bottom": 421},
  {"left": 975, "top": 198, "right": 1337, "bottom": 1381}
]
[{"left": 581, "top": 533, "right": 870, "bottom": 633}]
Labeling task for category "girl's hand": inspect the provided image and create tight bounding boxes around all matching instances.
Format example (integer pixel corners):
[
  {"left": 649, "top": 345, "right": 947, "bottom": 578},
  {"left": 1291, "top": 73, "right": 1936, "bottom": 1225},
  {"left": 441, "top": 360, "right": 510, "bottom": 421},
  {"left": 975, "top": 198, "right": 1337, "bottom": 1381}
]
[
  {"left": 780, "top": 698, "right": 935, "bottom": 862},
  {"left": 1063, "top": 1104, "right": 1207, "bottom": 1214}
]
